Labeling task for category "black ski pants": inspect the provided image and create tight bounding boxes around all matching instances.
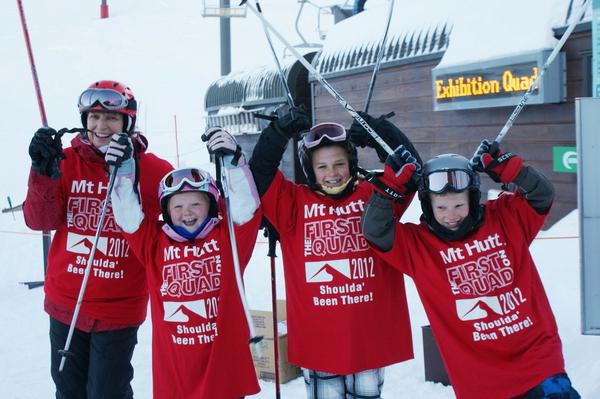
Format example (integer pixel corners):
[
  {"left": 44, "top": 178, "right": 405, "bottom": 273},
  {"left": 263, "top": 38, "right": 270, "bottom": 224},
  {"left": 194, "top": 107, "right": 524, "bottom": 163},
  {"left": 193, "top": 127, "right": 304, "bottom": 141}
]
[{"left": 49, "top": 317, "right": 138, "bottom": 399}]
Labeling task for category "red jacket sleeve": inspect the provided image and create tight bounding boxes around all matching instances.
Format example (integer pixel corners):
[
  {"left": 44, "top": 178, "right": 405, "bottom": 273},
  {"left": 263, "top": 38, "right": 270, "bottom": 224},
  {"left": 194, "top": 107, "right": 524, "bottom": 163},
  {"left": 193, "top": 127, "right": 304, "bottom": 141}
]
[{"left": 23, "top": 169, "right": 65, "bottom": 230}]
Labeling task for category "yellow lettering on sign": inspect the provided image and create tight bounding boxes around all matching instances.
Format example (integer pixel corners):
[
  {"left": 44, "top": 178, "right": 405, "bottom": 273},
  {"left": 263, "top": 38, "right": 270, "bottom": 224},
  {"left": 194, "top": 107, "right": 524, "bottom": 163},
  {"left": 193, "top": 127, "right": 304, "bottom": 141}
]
[
  {"left": 502, "top": 67, "right": 538, "bottom": 92},
  {"left": 435, "top": 66, "right": 539, "bottom": 100}
]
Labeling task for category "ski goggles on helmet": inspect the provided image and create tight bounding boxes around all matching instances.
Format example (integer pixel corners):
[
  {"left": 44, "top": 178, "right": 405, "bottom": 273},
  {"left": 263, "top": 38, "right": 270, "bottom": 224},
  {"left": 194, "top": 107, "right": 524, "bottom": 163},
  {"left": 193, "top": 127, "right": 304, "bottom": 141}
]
[
  {"left": 302, "top": 122, "right": 347, "bottom": 149},
  {"left": 425, "top": 169, "right": 473, "bottom": 194},
  {"left": 160, "top": 168, "right": 211, "bottom": 196},
  {"left": 78, "top": 88, "right": 130, "bottom": 111}
]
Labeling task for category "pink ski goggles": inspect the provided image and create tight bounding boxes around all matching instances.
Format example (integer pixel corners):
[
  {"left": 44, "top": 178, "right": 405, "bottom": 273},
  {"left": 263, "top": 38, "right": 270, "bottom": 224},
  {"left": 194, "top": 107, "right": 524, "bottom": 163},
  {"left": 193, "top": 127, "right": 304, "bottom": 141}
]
[
  {"left": 302, "top": 122, "right": 347, "bottom": 149},
  {"left": 158, "top": 168, "right": 220, "bottom": 203}
]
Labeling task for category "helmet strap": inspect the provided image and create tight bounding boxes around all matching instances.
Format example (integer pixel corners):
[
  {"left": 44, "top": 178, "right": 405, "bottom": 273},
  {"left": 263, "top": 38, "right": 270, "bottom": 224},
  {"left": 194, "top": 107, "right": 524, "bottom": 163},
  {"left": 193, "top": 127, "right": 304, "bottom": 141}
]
[{"left": 171, "top": 216, "right": 213, "bottom": 241}]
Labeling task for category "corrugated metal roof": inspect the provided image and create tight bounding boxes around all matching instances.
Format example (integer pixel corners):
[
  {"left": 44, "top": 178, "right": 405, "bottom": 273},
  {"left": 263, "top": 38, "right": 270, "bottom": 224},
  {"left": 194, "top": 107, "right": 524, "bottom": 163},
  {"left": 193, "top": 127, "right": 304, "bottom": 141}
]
[{"left": 204, "top": 64, "right": 290, "bottom": 111}]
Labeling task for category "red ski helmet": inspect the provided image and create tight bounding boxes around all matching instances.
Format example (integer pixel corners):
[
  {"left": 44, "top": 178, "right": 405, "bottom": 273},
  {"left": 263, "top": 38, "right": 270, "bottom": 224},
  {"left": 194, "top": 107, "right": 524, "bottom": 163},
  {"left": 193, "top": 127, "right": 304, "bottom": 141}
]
[{"left": 78, "top": 80, "right": 137, "bottom": 133}]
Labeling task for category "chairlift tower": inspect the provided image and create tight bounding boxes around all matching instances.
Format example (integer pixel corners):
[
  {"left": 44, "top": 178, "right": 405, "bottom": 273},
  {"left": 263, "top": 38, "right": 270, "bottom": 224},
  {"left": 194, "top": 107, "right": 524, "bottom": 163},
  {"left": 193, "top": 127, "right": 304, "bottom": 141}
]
[{"left": 201, "top": 0, "right": 247, "bottom": 75}]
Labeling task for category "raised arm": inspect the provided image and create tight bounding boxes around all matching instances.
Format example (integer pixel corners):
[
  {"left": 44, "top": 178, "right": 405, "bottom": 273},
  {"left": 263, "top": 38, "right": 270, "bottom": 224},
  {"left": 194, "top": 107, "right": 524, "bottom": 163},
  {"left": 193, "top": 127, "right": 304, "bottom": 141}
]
[
  {"left": 106, "top": 134, "right": 144, "bottom": 233},
  {"left": 471, "top": 140, "right": 554, "bottom": 214},
  {"left": 362, "top": 145, "right": 421, "bottom": 251},
  {"left": 203, "top": 127, "right": 260, "bottom": 225},
  {"left": 248, "top": 106, "right": 311, "bottom": 196},
  {"left": 23, "top": 127, "right": 66, "bottom": 230},
  {"left": 347, "top": 112, "right": 423, "bottom": 167}
]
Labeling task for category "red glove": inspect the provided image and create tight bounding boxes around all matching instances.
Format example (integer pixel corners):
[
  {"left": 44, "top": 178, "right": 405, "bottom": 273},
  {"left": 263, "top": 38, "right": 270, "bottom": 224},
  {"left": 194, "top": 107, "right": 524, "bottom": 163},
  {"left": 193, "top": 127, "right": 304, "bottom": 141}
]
[
  {"left": 472, "top": 139, "right": 522, "bottom": 184},
  {"left": 367, "top": 145, "right": 420, "bottom": 200}
]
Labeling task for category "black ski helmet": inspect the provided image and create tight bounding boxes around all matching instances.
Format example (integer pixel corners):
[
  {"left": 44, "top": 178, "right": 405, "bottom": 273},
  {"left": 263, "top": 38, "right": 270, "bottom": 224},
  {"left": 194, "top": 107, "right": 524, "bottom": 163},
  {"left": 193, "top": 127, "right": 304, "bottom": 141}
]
[
  {"left": 418, "top": 154, "right": 483, "bottom": 240},
  {"left": 298, "top": 122, "right": 358, "bottom": 187}
]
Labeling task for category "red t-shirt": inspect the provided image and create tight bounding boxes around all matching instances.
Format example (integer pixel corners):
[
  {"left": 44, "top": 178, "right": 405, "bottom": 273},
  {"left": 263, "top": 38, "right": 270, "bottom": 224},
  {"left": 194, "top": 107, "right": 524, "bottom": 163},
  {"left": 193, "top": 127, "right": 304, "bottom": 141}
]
[
  {"left": 374, "top": 193, "right": 565, "bottom": 399},
  {"left": 123, "top": 207, "right": 262, "bottom": 399},
  {"left": 24, "top": 135, "right": 173, "bottom": 326},
  {"left": 261, "top": 171, "right": 414, "bottom": 374}
]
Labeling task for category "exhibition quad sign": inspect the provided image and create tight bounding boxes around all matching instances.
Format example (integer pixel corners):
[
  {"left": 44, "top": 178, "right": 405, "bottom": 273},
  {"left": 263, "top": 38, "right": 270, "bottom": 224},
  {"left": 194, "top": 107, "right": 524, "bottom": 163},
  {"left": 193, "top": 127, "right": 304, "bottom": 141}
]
[{"left": 432, "top": 50, "right": 565, "bottom": 111}]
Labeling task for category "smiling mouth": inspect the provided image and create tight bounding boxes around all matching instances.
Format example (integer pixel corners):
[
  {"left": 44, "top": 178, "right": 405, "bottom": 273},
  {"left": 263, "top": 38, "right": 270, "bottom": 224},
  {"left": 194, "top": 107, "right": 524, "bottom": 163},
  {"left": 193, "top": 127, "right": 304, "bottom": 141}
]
[
  {"left": 323, "top": 178, "right": 342, "bottom": 188},
  {"left": 445, "top": 221, "right": 461, "bottom": 230},
  {"left": 92, "top": 131, "right": 113, "bottom": 139},
  {"left": 181, "top": 218, "right": 198, "bottom": 227}
]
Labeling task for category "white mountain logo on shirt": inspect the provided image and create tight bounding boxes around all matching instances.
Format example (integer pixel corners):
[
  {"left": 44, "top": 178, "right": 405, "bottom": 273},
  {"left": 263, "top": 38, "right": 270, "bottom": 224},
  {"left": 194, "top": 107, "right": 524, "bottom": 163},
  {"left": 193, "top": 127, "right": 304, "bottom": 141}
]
[
  {"left": 455, "top": 296, "right": 503, "bottom": 321},
  {"left": 163, "top": 299, "right": 207, "bottom": 322},
  {"left": 305, "top": 259, "right": 351, "bottom": 283},
  {"left": 66, "top": 232, "right": 108, "bottom": 255}
]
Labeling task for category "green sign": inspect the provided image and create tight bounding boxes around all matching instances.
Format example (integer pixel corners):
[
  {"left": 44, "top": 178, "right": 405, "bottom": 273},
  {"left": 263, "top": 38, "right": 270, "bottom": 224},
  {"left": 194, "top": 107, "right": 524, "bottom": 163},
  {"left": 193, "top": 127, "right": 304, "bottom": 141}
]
[{"left": 553, "top": 146, "right": 577, "bottom": 173}]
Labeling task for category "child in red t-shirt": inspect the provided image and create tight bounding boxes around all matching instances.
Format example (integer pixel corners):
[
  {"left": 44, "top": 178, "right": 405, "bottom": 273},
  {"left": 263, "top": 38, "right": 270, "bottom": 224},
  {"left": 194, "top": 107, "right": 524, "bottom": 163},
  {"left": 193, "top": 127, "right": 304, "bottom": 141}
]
[
  {"left": 106, "top": 128, "right": 261, "bottom": 399},
  {"left": 249, "top": 108, "right": 419, "bottom": 399},
  {"left": 362, "top": 140, "right": 580, "bottom": 399}
]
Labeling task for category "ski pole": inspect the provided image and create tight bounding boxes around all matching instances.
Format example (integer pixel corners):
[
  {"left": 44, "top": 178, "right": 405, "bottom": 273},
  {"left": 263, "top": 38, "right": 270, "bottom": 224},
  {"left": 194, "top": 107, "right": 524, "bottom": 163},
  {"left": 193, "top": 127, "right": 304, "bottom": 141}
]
[
  {"left": 16, "top": 0, "right": 51, "bottom": 277},
  {"left": 216, "top": 156, "right": 263, "bottom": 352},
  {"left": 58, "top": 167, "right": 119, "bottom": 372},
  {"left": 242, "top": 0, "right": 394, "bottom": 156},
  {"left": 265, "top": 223, "right": 281, "bottom": 398},
  {"left": 255, "top": 0, "right": 295, "bottom": 109},
  {"left": 7, "top": 197, "right": 16, "bottom": 221},
  {"left": 493, "top": 0, "right": 589, "bottom": 144},
  {"left": 364, "top": 0, "right": 395, "bottom": 114}
]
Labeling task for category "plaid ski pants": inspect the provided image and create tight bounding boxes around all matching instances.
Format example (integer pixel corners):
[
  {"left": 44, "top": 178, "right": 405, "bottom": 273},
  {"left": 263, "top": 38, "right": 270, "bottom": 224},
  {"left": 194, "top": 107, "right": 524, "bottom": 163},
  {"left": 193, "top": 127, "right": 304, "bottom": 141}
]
[{"left": 302, "top": 368, "right": 384, "bottom": 399}]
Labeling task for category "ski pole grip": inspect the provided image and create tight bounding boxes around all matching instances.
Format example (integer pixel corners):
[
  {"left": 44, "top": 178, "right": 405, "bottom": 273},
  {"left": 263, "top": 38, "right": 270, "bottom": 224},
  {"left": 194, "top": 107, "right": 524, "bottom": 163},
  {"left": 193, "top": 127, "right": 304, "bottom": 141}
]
[{"left": 267, "top": 227, "right": 278, "bottom": 258}]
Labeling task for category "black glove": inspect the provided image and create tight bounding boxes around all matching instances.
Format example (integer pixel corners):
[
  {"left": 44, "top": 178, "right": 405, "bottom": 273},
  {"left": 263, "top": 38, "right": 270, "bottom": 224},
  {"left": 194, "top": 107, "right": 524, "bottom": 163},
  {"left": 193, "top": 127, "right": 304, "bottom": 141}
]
[
  {"left": 347, "top": 112, "right": 386, "bottom": 148},
  {"left": 29, "top": 127, "right": 65, "bottom": 179},
  {"left": 105, "top": 133, "right": 133, "bottom": 167},
  {"left": 347, "top": 111, "right": 408, "bottom": 163},
  {"left": 271, "top": 104, "right": 311, "bottom": 139}
]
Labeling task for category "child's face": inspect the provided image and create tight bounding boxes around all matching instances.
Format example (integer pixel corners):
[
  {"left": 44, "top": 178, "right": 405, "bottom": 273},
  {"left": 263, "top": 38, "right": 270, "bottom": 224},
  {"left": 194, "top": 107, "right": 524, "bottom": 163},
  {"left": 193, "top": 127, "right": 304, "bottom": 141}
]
[
  {"left": 311, "top": 146, "right": 351, "bottom": 189},
  {"left": 168, "top": 191, "right": 211, "bottom": 233},
  {"left": 430, "top": 191, "right": 470, "bottom": 231}
]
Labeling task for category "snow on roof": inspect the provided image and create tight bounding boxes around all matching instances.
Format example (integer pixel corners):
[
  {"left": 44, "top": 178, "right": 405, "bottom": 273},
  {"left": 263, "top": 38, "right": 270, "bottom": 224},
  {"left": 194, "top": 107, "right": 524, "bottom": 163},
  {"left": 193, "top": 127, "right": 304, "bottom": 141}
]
[
  {"left": 438, "top": 0, "right": 589, "bottom": 69},
  {"left": 204, "top": 57, "right": 297, "bottom": 110},
  {"left": 314, "top": 0, "right": 591, "bottom": 74},
  {"left": 315, "top": 0, "right": 452, "bottom": 74}
]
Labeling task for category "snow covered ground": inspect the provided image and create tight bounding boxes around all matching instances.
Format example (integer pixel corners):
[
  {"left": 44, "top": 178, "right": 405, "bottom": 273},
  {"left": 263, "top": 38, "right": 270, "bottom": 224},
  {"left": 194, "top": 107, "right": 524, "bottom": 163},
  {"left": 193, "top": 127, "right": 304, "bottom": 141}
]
[{"left": 1, "top": 0, "right": 599, "bottom": 398}]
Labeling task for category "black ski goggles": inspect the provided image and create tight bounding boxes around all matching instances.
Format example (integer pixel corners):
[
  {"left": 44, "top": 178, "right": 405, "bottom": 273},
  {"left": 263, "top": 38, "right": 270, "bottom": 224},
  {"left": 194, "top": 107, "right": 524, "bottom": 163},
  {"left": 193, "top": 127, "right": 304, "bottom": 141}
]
[
  {"left": 302, "top": 122, "right": 346, "bottom": 149},
  {"left": 78, "top": 88, "right": 130, "bottom": 111},
  {"left": 425, "top": 170, "right": 473, "bottom": 194}
]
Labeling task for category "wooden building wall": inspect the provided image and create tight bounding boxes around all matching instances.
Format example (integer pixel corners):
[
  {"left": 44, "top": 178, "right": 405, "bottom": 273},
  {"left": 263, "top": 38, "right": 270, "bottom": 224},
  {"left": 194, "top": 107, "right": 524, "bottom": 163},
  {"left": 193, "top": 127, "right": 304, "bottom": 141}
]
[{"left": 311, "top": 29, "right": 591, "bottom": 226}]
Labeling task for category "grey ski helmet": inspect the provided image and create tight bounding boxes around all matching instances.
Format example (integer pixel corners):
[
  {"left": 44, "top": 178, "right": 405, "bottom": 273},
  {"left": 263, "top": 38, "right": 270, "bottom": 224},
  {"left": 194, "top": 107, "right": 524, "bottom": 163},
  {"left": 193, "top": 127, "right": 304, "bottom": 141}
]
[{"left": 418, "top": 154, "right": 483, "bottom": 240}]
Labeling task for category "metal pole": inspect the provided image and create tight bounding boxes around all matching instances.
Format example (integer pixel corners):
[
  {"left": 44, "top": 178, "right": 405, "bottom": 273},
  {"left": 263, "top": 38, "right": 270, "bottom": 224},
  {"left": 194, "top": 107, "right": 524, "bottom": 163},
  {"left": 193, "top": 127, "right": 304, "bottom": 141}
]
[
  {"left": 217, "top": 157, "right": 262, "bottom": 350},
  {"left": 266, "top": 226, "right": 281, "bottom": 398},
  {"left": 244, "top": 1, "right": 395, "bottom": 156},
  {"left": 220, "top": 0, "right": 231, "bottom": 75},
  {"left": 16, "top": 0, "right": 51, "bottom": 278},
  {"left": 59, "top": 168, "right": 119, "bottom": 371},
  {"left": 255, "top": 0, "right": 295, "bottom": 108},
  {"left": 593, "top": 0, "right": 600, "bottom": 97},
  {"left": 173, "top": 115, "right": 180, "bottom": 168},
  {"left": 364, "top": 0, "right": 395, "bottom": 114},
  {"left": 100, "top": 0, "right": 109, "bottom": 19},
  {"left": 494, "top": 0, "right": 589, "bottom": 144}
]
